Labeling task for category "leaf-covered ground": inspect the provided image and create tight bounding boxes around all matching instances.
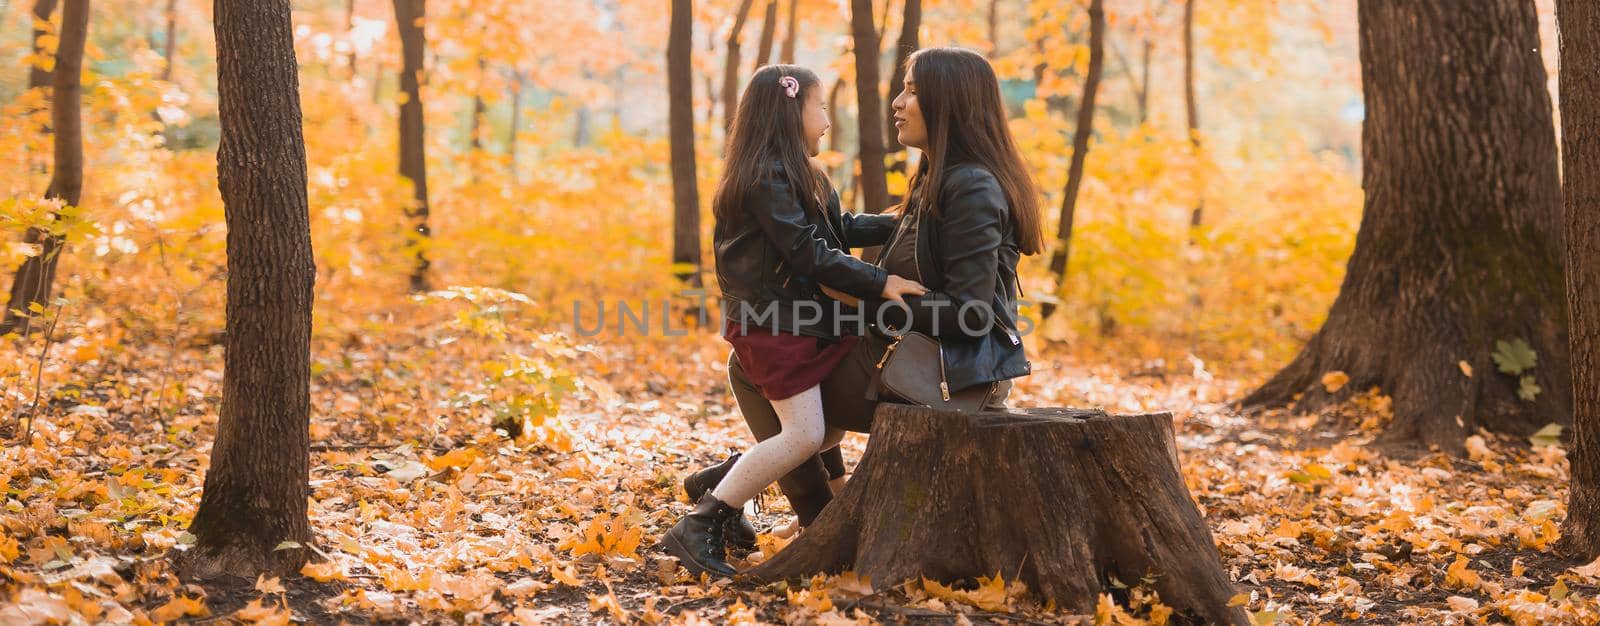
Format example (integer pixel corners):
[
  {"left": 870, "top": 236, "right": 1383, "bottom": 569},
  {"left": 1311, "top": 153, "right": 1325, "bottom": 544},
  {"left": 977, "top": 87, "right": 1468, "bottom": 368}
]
[{"left": 2, "top": 292, "right": 1599, "bottom": 625}]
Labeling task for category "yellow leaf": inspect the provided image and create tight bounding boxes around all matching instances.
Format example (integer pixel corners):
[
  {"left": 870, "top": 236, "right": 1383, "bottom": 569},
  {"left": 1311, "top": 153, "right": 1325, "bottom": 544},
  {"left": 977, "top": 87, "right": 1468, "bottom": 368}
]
[
  {"left": 234, "top": 598, "right": 291, "bottom": 626},
  {"left": 1228, "top": 593, "right": 1251, "bottom": 607},
  {"left": 786, "top": 587, "right": 834, "bottom": 613},
  {"left": 426, "top": 447, "right": 479, "bottom": 471},
  {"left": 1320, "top": 370, "right": 1349, "bottom": 393},
  {"left": 299, "top": 561, "right": 347, "bottom": 582},
  {"left": 1445, "top": 556, "right": 1482, "bottom": 590},
  {"left": 1458, "top": 360, "right": 1473, "bottom": 377},
  {"left": 151, "top": 595, "right": 209, "bottom": 622},
  {"left": 255, "top": 574, "right": 285, "bottom": 595}
]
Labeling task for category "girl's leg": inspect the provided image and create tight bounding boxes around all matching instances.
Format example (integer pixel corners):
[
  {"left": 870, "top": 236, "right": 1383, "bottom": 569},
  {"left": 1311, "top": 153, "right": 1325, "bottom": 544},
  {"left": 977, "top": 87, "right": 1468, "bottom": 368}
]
[{"left": 711, "top": 384, "right": 828, "bottom": 508}]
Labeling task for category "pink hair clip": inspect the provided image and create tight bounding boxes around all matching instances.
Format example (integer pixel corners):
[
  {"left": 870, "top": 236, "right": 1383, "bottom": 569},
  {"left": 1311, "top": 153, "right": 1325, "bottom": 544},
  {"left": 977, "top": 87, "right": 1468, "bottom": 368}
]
[{"left": 778, "top": 76, "right": 800, "bottom": 99}]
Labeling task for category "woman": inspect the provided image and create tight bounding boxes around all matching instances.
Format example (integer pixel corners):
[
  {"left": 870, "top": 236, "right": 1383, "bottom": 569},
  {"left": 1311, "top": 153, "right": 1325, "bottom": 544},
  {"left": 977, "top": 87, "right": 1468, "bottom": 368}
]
[{"left": 688, "top": 46, "right": 1044, "bottom": 531}]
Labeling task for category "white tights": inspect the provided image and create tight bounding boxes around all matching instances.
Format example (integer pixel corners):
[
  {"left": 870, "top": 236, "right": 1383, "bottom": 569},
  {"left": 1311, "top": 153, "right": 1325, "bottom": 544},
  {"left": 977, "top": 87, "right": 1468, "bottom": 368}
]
[{"left": 710, "top": 384, "right": 845, "bottom": 507}]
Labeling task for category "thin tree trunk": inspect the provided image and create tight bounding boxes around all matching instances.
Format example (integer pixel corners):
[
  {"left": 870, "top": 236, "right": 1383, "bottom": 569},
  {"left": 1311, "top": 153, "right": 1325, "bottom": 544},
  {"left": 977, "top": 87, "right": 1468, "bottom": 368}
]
[
  {"left": 173, "top": 0, "right": 315, "bottom": 580},
  {"left": 987, "top": 0, "right": 999, "bottom": 55},
  {"left": 345, "top": 0, "right": 358, "bottom": 77},
  {"left": 722, "top": 0, "right": 756, "bottom": 133},
  {"left": 161, "top": 0, "right": 178, "bottom": 82},
  {"left": 755, "top": 0, "right": 777, "bottom": 69},
  {"left": 851, "top": 0, "right": 890, "bottom": 214},
  {"left": 3, "top": 0, "right": 86, "bottom": 336},
  {"left": 508, "top": 69, "right": 523, "bottom": 183},
  {"left": 394, "top": 0, "right": 430, "bottom": 293},
  {"left": 669, "top": 0, "right": 702, "bottom": 288},
  {"left": 1183, "top": 0, "right": 1203, "bottom": 228},
  {"left": 1558, "top": 0, "right": 1600, "bottom": 561},
  {"left": 1042, "top": 0, "right": 1103, "bottom": 321},
  {"left": 1240, "top": 0, "right": 1568, "bottom": 455},
  {"left": 27, "top": 0, "right": 58, "bottom": 92},
  {"left": 884, "top": 0, "right": 920, "bottom": 157},
  {"left": 780, "top": 0, "right": 797, "bottom": 64},
  {"left": 1109, "top": 36, "right": 1149, "bottom": 125},
  {"left": 22, "top": 0, "right": 57, "bottom": 174},
  {"left": 467, "top": 56, "right": 485, "bottom": 184}
]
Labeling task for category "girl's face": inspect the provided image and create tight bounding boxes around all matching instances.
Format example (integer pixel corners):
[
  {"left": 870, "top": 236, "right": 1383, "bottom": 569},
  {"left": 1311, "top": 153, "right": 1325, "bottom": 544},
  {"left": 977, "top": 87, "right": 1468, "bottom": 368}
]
[
  {"left": 801, "top": 85, "right": 829, "bottom": 157},
  {"left": 892, "top": 69, "right": 927, "bottom": 150}
]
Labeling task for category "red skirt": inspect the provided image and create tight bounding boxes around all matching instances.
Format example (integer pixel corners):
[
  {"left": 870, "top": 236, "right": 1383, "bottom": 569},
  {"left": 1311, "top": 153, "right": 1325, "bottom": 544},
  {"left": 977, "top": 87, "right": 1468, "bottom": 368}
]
[{"left": 723, "top": 318, "right": 862, "bottom": 401}]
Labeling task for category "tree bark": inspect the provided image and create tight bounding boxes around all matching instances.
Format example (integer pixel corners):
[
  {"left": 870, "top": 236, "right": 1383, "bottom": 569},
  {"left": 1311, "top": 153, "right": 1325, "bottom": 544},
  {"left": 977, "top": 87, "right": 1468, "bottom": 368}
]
[
  {"left": 779, "top": 0, "right": 797, "bottom": 64},
  {"left": 721, "top": 0, "right": 756, "bottom": 133},
  {"left": 1558, "top": 0, "right": 1600, "bottom": 561},
  {"left": 748, "top": 406, "right": 1248, "bottom": 625},
  {"left": 27, "top": 0, "right": 58, "bottom": 92},
  {"left": 1240, "top": 0, "right": 1569, "bottom": 456},
  {"left": 1183, "top": 0, "right": 1203, "bottom": 229},
  {"left": 173, "top": 0, "right": 315, "bottom": 581},
  {"left": 161, "top": 0, "right": 178, "bottom": 82},
  {"left": 3, "top": 0, "right": 86, "bottom": 336},
  {"left": 884, "top": 0, "right": 920, "bottom": 157},
  {"left": 1042, "top": 0, "right": 1103, "bottom": 322},
  {"left": 394, "top": 0, "right": 430, "bottom": 293},
  {"left": 754, "top": 0, "right": 777, "bottom": 69},
  {"left": 669, "top": 0, "right": 703, "bottom": 288},
  {"left": 508, "top": 69, "right": 522, "bottom": 182},
  {"left": 851, "top": 0, "right": 890, "bottom": 214},
  {"left": 1109, "top": 36, "right": 1150, "bottom": 125}
]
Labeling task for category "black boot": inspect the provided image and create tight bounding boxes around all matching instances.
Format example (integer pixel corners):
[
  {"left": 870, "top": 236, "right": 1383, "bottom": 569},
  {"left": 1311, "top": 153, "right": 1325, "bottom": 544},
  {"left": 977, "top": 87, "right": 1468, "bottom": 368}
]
[
  {"left": 683, "top": 455, "right": 759, "bottom": 551},
  {"left": 658, "top": 493, "right": 740, "bottom": 578}
]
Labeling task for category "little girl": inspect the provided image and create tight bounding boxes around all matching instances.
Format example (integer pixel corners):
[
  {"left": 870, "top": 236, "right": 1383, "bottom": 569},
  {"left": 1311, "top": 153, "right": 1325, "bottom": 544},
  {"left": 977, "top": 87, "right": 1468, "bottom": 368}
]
[{"left": 659, "top": 65, "right": 925, "bottom": 577}]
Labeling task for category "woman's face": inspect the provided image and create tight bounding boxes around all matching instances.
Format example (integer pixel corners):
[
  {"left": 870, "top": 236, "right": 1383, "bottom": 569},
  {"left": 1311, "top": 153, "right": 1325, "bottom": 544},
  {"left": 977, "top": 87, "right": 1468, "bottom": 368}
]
[
  {"left": 801, "top": 85, "right": 829, "bottom": 157},
  {"left": 891, "top": 68, "right": 927, "bottom": 150}
]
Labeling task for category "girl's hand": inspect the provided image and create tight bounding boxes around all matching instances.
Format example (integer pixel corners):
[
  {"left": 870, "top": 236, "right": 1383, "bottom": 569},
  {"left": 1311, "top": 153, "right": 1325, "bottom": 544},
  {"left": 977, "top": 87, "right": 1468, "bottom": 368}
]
[{"left": 880, "top": 274, "right": 928, "bottom": 304}]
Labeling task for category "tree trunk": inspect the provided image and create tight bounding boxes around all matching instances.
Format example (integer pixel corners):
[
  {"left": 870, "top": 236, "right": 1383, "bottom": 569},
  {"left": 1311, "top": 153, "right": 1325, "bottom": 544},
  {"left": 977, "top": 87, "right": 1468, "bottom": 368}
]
[
  {"left": 173, "top": 0, "right": 315, "bottom": 581},
  {"left": 345, "top": 0, "right": 358, "bottom": 77},
  {"left": 1109, "top": 36, "right": 1150, "bottom": 125},
  {"left": 161, "top": 0, "right": 178, "bottom": 82},
  {"left": 1042, "top": 0, "right": 1102, "bottom": 322},
  {"left": 754, "top": 0, "right": 777, "bottom": 69},
  {"left": 27, "top": 0, "right": 58, "bottom": 92},
  {"left": 668, "top": 0, "right": 702, "bottom": 288},
  {"left": 1558, "top": 0, "right": 1600, "bottom": 561},
  {"left": 1240, "top": 0, "right": 1569, "bottom": 456},
  {"left": 2, "top": 0, "right": 86, "bottom": 337},
  {"left": 987, "top": 0, "right": 999, "bottom": 55},
  {"left": 1183, "top": 0, "right": 1203, "bottom": 229},
  {"left": 469, "top": 58, "right": 486, "bottom": 153},
  {"left": 883, "top": 0, "right": 920, "bottom": 157},
  {"left": 722, "top": 0, "right": 755, "bottom": 133},
  {"left": 748, "top": 406, "right": 1248, "bottom": 625},
  {"left": 779, "top": 0, "right": 797, "bottom": 64},
  {"left": 851, "top": 0, "right": 890, "bottom": 214},
  {"left": 394, "top": 0, "right": 430, "bottom": 293},
  {"left": 508, "top": 69, "right": 522, "bottom": 182}
]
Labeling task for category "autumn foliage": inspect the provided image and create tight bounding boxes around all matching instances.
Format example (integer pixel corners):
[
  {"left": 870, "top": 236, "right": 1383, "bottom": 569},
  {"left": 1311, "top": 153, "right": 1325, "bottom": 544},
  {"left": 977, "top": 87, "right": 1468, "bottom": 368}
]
[{"left": 2, "top": 0, "right": 1597, "bottom": 624}]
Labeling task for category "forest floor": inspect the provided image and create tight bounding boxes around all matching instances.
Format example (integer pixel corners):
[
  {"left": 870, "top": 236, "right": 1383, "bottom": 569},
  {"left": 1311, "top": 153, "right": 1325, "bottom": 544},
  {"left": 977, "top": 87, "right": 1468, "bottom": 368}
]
[{"left": 2, "top": 295, "right": 1600, "bottom": 625}]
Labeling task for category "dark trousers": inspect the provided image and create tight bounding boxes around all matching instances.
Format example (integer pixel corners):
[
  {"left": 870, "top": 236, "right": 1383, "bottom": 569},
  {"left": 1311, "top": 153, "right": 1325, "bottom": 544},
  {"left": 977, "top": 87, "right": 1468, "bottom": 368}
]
[{"left": 725, "top": 333, "right": 888, "bottom": 524}]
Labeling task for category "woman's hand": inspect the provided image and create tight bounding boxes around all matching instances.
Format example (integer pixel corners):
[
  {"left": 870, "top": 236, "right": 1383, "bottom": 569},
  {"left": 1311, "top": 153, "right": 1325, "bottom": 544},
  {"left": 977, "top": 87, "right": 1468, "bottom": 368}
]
[{"left": 879, "top": 274, "right": 928, "bottom": 304}]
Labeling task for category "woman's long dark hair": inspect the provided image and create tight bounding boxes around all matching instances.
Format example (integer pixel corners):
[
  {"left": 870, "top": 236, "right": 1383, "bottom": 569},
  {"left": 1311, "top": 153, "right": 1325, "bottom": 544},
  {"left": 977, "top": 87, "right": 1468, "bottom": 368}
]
[
  {"left": 713, "top": 65, "right": 830, "bottom": 221},
  {"left": 901, "top": 47, "right": 1045, "bottom": 255}
]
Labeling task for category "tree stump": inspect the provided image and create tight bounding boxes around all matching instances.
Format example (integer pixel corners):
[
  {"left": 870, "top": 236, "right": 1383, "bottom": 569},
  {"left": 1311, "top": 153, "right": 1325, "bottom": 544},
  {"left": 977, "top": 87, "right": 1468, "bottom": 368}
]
[{"left": 746, "top": 405, "right": 1247, "bottom": 625}]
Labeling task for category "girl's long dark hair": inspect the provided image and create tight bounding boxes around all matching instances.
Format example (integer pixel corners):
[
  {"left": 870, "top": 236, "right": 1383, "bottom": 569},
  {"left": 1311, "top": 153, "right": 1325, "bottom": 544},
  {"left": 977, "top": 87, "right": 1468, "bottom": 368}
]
[
  {"left": 901, "top": 47, "right": 1045, "bottom": 255},
  {"left": 713, "top": 65, "right": 830, "bottom": 221}
]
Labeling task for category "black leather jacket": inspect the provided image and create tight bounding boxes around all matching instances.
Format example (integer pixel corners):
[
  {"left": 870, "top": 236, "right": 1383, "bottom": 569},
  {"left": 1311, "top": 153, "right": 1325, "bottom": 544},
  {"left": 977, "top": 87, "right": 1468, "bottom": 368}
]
[
  {"left": 862, "top": 162, "right": 1031, "bottom": 392},
  {"left": 715, "top": 161, "right": 898, "bottom": 339}
]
